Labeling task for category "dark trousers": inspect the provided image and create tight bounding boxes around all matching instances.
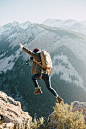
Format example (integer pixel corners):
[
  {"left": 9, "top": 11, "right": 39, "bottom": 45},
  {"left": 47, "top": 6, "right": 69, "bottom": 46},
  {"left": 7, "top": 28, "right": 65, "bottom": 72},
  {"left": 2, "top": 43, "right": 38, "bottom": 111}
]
[{"left": 32, "top": 74, "right": 58, "bottom": 97}]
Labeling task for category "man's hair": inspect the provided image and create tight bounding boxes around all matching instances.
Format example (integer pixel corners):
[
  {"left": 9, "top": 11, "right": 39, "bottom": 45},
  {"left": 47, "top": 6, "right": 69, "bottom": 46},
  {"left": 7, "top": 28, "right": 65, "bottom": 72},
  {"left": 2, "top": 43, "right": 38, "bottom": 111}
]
[{"left": 33, "top": 48, "right": 40, "bottom": 53}]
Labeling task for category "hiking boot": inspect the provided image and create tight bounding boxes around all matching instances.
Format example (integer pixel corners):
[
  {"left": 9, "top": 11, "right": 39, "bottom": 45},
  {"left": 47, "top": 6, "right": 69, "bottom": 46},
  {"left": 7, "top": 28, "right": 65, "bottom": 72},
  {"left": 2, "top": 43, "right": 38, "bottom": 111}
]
[
  {"left": 34, "top": 87, "right": 43, "bottom": 95},
  {"left": 56, "top": 96, "right": 63, "bottom": 104}
]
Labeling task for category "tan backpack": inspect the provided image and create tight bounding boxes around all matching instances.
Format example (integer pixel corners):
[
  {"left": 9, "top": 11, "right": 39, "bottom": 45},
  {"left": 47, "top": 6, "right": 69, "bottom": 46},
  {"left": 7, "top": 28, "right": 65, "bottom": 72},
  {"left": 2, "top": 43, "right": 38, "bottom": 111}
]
[
  {"left": 33, "top": 50, "right": 52, "bottom": 79},
  {"left": 41, "top": 50, "right": 52, "bottom": 69}
]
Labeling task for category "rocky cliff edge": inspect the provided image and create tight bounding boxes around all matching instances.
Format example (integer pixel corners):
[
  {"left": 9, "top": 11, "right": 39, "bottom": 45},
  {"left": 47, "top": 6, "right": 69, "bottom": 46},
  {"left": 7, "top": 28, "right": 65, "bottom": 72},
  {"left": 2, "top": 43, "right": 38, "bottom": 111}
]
[{"left": 0, "top": 91, "right": 32, "bottom": 129}]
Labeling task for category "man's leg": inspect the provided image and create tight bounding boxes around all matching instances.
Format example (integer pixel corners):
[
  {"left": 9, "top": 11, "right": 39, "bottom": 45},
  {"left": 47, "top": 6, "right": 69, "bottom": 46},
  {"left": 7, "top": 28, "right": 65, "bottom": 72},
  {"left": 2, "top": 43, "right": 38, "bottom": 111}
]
[
  {"left": 42, "top": 74, "right": 58, "bottom": 96},
  {"left": 32, "top": 74, "right": 43, "bottom": 95},
  {"left": 42, "top": 74, "right": 63, "bottom": 103},
  {"left": 32, "top": 74, "right": 40, "bottom": 88}
]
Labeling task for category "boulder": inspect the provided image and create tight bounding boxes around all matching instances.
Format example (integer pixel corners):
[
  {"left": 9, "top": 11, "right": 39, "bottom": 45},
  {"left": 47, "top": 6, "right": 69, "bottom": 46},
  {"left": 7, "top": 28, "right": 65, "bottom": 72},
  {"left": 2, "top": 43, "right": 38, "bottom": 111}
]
[
  {"left": 73, "top": 101, "right": 86, "bottom": 123},
  {"left": 0, "top": 91, "right": 32, "bottom": 129}
]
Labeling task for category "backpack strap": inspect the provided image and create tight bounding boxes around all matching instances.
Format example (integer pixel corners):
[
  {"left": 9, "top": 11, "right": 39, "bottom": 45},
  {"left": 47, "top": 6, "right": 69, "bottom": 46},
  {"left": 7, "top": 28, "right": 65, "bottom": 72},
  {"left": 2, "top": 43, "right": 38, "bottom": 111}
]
[
  {"left": 33, "top": 58, "right": 42, "bottom": 67},
  {"left": 39, "top": 73, "right": 43, "bottom": 80},
  {"left": 33, "top": 58, "right": 52, "bottom": 79},
  {"left": 33, "top": 58, "right": 42, "bottom": 79}
]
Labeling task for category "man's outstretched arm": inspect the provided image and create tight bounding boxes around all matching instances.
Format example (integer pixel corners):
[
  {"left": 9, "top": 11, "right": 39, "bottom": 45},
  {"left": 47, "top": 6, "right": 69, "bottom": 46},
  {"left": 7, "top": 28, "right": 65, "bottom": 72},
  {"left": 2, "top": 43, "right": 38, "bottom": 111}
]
[{"left": 19, "top": 43, "right": 36, "bottom": 57}]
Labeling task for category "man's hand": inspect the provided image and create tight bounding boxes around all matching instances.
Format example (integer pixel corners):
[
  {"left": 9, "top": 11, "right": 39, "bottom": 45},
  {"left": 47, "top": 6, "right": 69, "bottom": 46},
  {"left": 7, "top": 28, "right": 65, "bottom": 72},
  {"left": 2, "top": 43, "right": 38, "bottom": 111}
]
[
  {"left": 19, "top": 43, "right": 22, "bottom": 47},
  {"left": 19, "top": 43, "right": 23, "bottom": 48},
  {"left": 43, "top": 65, "right": 47, "bottom": 70}
]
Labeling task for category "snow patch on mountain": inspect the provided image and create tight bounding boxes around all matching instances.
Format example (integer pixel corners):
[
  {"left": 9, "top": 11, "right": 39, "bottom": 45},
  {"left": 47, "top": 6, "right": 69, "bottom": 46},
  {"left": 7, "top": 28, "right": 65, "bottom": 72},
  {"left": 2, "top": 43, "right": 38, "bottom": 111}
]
[
  {"left": 52, "top": 54, "right": 85, "bottom": 91},
  {"left": 8, "top": 31, "right": 33, "bottom": 49},
  {"left": 43, "top": 19, "right": 76, "bottom": 28},
  {"left": 19, "top": 21, "right": 32, "bottom": 29},
  {"left": 25, "top": 27, "right": 56, "bottom": 51},
  {"left": 0, "top": 21, "right": 32, "bottom": 36},
  {"left": 0, "top": 24, "right": 12, "bottom": 35},
  {"left": 0, "top": 52, "right": 6, "bottom": 58},
  {"left": 47, "top": 36, "right": 86, "bottom": 67},
  {"left": 43, "top": 19, "right": 86, "bottom": 34},
  {"left": 0, "top": 48, "right": 22, "bottom": 73}
]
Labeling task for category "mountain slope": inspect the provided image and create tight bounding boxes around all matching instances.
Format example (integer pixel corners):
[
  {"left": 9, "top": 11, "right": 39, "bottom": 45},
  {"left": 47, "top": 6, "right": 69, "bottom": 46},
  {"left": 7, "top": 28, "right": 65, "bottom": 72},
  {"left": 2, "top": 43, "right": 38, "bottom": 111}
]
[{"left": 36, "top": 24, "right": 86, "bottom": 40}]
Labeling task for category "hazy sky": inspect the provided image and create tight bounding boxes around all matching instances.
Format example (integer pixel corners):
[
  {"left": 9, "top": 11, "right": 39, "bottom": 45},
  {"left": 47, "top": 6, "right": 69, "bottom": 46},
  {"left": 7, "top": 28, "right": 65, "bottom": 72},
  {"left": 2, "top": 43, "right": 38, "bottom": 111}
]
[{"left": 0, "top": 0, "right": 86, "bottom": 25}]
